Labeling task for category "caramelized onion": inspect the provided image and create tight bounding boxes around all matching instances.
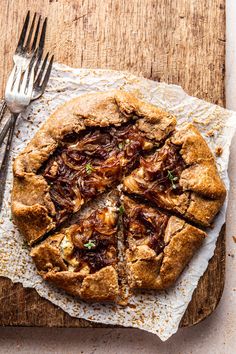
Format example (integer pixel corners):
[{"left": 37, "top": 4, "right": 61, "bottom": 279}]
[
  {"left": 139, "top": 142, "right": 186, "bottom": 190},
  {"left": 42, "top": 124, "right": 153, "bottom": 223},
  {"left": 71, "top": 226, "right": 93, "bottom": 249},
  {"left": 124, "top": 201, "right": 168, "bottom": 255},
  {"left": 67, "top": 208, "right": 118, "bottom": 271}
]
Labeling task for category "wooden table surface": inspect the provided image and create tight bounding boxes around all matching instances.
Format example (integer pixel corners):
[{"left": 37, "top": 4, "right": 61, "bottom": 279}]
[{"left": 0, "top": 0, "right": 226, "bottom": 328}]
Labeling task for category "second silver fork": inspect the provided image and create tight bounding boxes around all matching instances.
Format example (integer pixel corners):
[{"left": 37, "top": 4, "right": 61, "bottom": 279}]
[
  {"left": 0, "top": 12, "right": 54, "bottom": 210},
  {"left": 0, "top": 11, "right": 47, "bottom": 146}
]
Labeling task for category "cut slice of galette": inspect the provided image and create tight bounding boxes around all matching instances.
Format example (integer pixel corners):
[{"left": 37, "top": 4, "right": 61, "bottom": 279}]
[
  {"left": 12, "top": 91, "right": 176, "bottom": 245},
  {"left": 121, "top": 195, "right": 206, "bottom": 290},
  {"left": 123, "top": 124, "right": 226, "bottom": 227},
  {"left": 11, "top": 90, "right": 227, "bottom": 301},
  {"left": 31, "top": 193, "right": 120, "bottom": 302},
  {"left": 40, "top": 123, "right": 154, "bottom": 225}
]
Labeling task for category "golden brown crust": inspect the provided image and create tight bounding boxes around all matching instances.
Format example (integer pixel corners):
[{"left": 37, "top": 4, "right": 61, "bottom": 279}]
[
  {"left": 12, "top": 91, "right": 176, "bottom": 245},
  {"left": 127, "top": 251, "right": 164, "bottom": 289},
  {"left": 31, "top": 225, "right": 119, "bottom": 302},
  {"left": 44, "top": 266, "right": 119, "bottom": 301},
  {"left": 31, "top": 233, "right": 67, "bottom": 272},
  {"left": 13, "top": 91, "right": 176, "bottom": 176},
  {"left": 126, "top": 217, "right": 206, "bottom": 290},
  {"left": 12, "top": 91, "right": 225, "bottom": 300},
  {"left": 12, "top": 174, "right": 56, "bottom": 245},
  {"left": 123, "top": 124, "right": 226, "bottom": 226},
  {"left": 157, "top": 221, "right": 205, "bottom": 289},
  {"left": 30, "top": 196, "right": 120, "bottom": 302},
  {"left": 173, "top": 124, "right": 226, "bottom": 199},
  {"left": 44, "top": 271, "right": 85, "bottom": 297},
  {"left": 122, "top": 196, "right": 206, "bottom": 290},
  {"left": 79, "top": 266, "right": 119, "bottom": 301}
]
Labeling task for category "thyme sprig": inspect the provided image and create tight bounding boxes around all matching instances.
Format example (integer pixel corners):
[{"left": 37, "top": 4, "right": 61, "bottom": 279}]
[
  {"left": 167, "top": 170, "right": 178, "bottom": 189},
  {"left": 119, "top": 205, "right": 125, "bottom": 214},
  {"left": 85, "top": 163, "right": 94, "bottom": 174},
  {"left": 84, "top": 240, "right": 96, "bottom": 249}
]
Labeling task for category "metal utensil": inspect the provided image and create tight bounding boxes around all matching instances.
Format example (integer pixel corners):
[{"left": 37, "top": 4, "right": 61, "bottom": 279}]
[
  {"left": 0, "top": 60, "right": 36, "bottom": 210},
  {"left": 0, "top": 102, "right": 7, "bottom": 124},
  {"left": 14, "top": 11, "right": 47, "bottom": 71},
  {"left": 0, "top": 11, "right": 47, "bottom": 145},
  {"left": 0, "top": 51, "right": 54, "bottom": 192},
  {"left": 0, "top": 12, "right": 54, "bottom": 210}
]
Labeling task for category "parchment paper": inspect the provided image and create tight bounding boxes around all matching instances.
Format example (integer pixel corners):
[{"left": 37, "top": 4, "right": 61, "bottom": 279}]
[{"left": 0, "top": 63, "right": 235, "bottom": 341}]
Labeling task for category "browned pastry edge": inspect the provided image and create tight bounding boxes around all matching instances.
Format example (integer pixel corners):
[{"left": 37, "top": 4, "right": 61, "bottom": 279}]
[
  {"left": 173, "top": 124, "right": 226, "bottom": 199},
  {"left": 175, "top": 124, "right": 226, "bottom": 225},
  {"left": 123, "top": 123, "right": 226, "bottom": 226},
  {"left": 11, "top": 91, "right": 225, "bottom": 300},
  {"left": 30, "top": 231, "right": 119, "bottom": 302},
  {"left": 45, "top": 267, "right": 119, "bottom": 302},
  {"left": 126, "top": 215, "right": 206, "bottom": 290},
  {"left": 31, "top": 193, "right": 206, "bottom": 296},
  {"left": 11, "top": 90, "right": 176, "bottom": 245}
]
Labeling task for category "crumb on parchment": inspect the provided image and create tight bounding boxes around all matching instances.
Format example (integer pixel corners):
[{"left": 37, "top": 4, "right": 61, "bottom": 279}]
[
  {"left": 215, "top": 146, "right": 223, "bottom": 156},
  {"left": 232, "top": 236, "right": 236, "bottom": 243},
  {"left": 206, "top": 129, "right": 214, "bottom": 137}
]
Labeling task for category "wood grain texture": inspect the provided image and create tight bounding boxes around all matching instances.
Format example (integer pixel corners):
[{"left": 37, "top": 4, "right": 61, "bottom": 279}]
[{"left": 0, "top": 0, "right": 226, "bottom": 328}]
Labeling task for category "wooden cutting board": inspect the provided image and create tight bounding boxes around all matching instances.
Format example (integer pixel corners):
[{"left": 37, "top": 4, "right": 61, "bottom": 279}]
[{"left": 0, "top": 0, "right": 226, "bottom": 327}]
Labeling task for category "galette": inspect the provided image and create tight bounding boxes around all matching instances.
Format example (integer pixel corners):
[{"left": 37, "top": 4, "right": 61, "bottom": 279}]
[{"left": 12, "top": 90, "right": 226, "bottom": 302}]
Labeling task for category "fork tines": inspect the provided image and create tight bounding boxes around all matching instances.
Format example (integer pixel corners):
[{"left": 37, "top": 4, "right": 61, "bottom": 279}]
[
  {"left": 16, "top": 11, "right": 47, "bottom": 56},
  {"left": 34, "top": 53, "right": 54, "bottom": 92}
]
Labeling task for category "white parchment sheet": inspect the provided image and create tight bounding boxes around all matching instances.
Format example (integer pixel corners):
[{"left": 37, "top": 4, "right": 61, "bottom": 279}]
[{"left": 0, "top": 63, "right": 236, "bottom": 341}]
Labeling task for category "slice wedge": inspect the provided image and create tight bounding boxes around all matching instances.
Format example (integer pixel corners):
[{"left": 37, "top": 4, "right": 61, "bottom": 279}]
[
  {"left": 122, "top": 195, "right": 206, "bottom": 290},
  {"left": 31, "top": 193, "right": 120, "bottom": 302},
  {"left": 123, "top": 124, "right": 226, "bottom": 227}
]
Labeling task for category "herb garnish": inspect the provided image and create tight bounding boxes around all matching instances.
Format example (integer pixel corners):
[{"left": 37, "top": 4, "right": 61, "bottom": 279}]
[
  {"left": 167, "top": 170, "right": 178, "bottom": 189},
  {"left": 119, "top": 205, "right": 125, "bottom": 214},
  {"left": 84, "top": 240, "right": 96, "bottom": 249},
  {"left": 85, "top": 163, "right": 94, "bottom": 174}
]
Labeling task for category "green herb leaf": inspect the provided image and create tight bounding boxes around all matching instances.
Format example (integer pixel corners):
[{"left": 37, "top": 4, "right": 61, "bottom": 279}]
[
  {"left": 119, "top": 205, "right": 125, "bottom": 214},
  {"left": 84, "top": 240, "right": 96, "bottom": 249},
  {"left": 85, "top": 163, "right": 94, "bottom": 174},
  {"left": 167, "top": 170, "right": 178, "bottom": 189}
]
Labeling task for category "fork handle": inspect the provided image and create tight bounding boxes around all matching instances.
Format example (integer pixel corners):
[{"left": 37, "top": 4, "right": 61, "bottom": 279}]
[
  {"left": 0, "top": 113, "right": 18, "bottom": 211},
  {"left": 0, "top": 101, "right": 7, "bottom": 124},
  {"left": 0, "top": 114, "right": 16, "bottom": 146}
]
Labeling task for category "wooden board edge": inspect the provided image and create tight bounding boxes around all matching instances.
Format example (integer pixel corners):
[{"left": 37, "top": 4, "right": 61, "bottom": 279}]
[
  {"left": 180, "top": 224, "right": 226, "bottom": 327},
  {"left": 0, "top": 225, "right": 225, "bottom": 328}
]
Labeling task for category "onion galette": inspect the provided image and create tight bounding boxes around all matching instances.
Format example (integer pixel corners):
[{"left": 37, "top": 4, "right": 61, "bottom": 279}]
[
  {"left": 31, "top": 193, "right": 120, "bottom": 301},
  {"left": 11, "top": 91, "right": 226, "bottom": 302},
  {"left": 122, "top": 195, "right": 206, "bottom": 290},
  {"left": 123, "top": 124, "right": 226, "bottom": 227},
  {"left": 12, "top": 91, "right": 176, "bottom": 245}
]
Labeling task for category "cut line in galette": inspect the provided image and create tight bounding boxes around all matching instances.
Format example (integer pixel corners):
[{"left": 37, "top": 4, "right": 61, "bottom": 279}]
[{"left": 11, "top": 90, "right": 226, "bottom": 302}]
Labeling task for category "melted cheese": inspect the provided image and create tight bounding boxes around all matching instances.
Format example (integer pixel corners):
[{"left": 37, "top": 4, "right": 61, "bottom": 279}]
[{"left": 60, "top": 235, "right": 74, "bottom": 259}]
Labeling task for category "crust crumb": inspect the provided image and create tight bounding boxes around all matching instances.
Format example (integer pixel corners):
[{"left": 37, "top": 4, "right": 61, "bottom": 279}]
[
  {"left": 206, "top": 129, "right": 214, "bottom": 137},
  {"left": 215, "top": 146, "right": 223, "bottom": 156}
]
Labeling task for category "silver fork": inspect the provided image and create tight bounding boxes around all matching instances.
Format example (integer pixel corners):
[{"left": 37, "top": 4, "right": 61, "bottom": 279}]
[
  {"left": 14, "top": 11, "right": 47, "bottom": 70},
  {"left": 0, "top": 12, "right": 54, "bottom": 210},
  {"left": 0, "top": 60, "right": 36, "bottom": 210},
  {"left": 0, "top": 11, "right": 47, "bottom": 146},
  {"left": 0, "top": 55, "right": 53, "bottom": 210},
  {"left": 0, "top": 53, "right": 54, "bottom": 149}
]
